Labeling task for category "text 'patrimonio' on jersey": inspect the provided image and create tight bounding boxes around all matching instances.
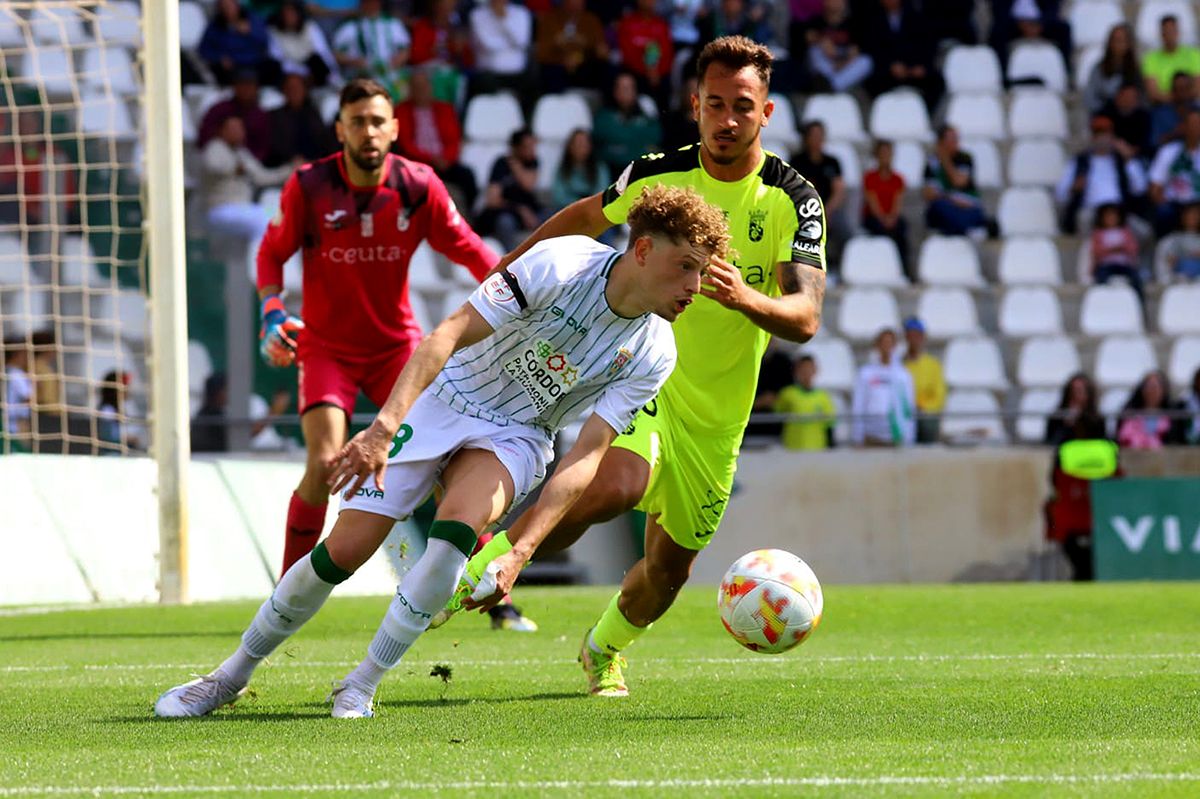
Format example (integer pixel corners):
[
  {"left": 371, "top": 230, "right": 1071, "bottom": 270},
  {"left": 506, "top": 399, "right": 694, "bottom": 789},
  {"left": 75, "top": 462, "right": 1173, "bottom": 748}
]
[
  {"left": 601, "top": 145, "right": 827, "bottom": 434},
  {"left": 431, "top": 236, "right": 677, "bottom": 437}
]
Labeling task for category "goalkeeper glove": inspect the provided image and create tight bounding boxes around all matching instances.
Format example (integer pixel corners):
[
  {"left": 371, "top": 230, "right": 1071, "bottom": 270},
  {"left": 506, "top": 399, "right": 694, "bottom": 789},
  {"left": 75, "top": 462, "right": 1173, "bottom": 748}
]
[{"left": 259, "top": 294, "right": 304, "bottom": 368}]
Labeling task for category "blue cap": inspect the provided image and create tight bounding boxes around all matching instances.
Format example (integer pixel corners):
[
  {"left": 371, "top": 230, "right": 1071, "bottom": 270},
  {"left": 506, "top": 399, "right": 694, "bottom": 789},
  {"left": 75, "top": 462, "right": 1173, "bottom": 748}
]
[{"left": 903, "top": 316, "right": 925, "bottom": 333}]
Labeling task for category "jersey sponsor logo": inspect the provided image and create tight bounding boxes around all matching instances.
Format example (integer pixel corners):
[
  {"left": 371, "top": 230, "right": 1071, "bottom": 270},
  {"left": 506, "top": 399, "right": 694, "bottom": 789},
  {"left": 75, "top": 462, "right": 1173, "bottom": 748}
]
[
  {"left": 614, "top": 163, "right": 633, "bottom": 196},
  {"left": 483, "top": 272, "right": 516, "bottom": 303},
  {"left": 607, "top": 347, "right": 633, "bottom": 377},
  {"left": 502, "top": 339, "right": 579, "bottom": 414},
  {"left": 323, "top": 209, "right": 348, "bottom": 229},
  {"left": 550, "top": 305, "right": 589, "bottom": 337},
  {"left": 748, "top": 208, "right": 767, "bottom": 242},
  {"left": 354, "top": 487, "right": 385, "bottom": 499},
  {"left": 794, "top": 241, "right": 822, "bottom": 255},
  {"left": 799, "top": 197, "right": 821, "bottom": 219},
  {"left": 799, "top": 218, "right": 823, "bottom": 241},
  {"left": 326, "top": 245, "right": 405, "bottom": 264},
  {"left": 361, "top": 212, "right": 374, "bottom": 238}
]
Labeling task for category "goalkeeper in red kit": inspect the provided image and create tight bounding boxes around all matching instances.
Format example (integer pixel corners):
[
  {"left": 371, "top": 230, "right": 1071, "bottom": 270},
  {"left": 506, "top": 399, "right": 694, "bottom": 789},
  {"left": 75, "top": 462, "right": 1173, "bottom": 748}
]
[{"left": 256, "top": 78, "right": 532, "bottom": 630}]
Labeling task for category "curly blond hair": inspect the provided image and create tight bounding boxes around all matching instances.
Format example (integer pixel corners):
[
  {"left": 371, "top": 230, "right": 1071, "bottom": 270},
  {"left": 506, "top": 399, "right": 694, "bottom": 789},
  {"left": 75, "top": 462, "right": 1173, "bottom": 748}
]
[{"left": 626, "top": 184, "right": 731, "bottom": 261}]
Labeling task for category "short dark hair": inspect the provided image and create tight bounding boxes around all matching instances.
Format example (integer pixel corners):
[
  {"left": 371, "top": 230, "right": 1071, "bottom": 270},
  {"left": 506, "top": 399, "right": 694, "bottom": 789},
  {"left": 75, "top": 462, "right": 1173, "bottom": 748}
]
[
  {"left": 339, "top": 78, "right": 391, "bottom": 109},
  {"left": 509, "top": 127, "right": 534, "bottom": 149},
  {"left": 935, "top": 124, "right": 956, "bottom": 142},
  {"left": 1163, "top": 14, "right": 1179, "bottom": 26},
  {"left": 796, "top": 354, "right": 815, "bottom": 367},
  {"left": 696, "top": 35, "right": 772, "bottom": 89}
]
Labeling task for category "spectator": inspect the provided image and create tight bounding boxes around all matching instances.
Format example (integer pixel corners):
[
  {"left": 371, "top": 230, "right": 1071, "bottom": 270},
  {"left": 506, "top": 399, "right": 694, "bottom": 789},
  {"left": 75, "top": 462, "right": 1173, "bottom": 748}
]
[
  {"left": 901, "top": 317, "right": 945, "bottom": 444},
  {"left": 192, "top": 373, "right": 292, "bottom": 453},
  {"left": 1142, "top": 14, "right": 1200, "bottom": 105},
  {"left": 469, "top": 0, "right": 534, "bottom": 99},
  {"left": 0, "top": 109, "right": 75, "bottom": 254},
  {"left": 660, "top": 75, "right": 700, "bottom": 151},
  {"left": 268, "top": 1, "right": 339, "bottom": 88},
  {"left": 477, "top": 128, "right": 545, "bottom": 250},
  {"left": 408, "top": 0, "right": 474, "bottom": 103},
  {"left": 1044, "top": 372, "right": 1106, "bottom": 446},
  {"left": 1149, "top": 71, "right": 1200, "bottom": 149},
  {"left": 806, "top": 0, "right": 872, "bottom": 94},
  {"left": 1090, "top": 203, "right": 1144, "bottom": 307},
  {"left": 1157, "top": 200, "right": 1200, "bottom": 282},
  {"left": 332, "top": 0, "right": 411, "bottom": 98},
  {"left": 393, "top": 68, "right": 477, "bottom": 212},
  {"left": 851, "top": 328, "right": 915, "bottom": 447},
  {"left": 861, "top": 138, "right": 909, "bottom": 279},
  {"left": 617, "top": 0, "right": 675, "bottom": 106},
  {"left": 698, "top": 0, "right": 774, "bottom": 47},
  {"left": 1055, "top": 114, "right": 1148, "bottom": 235},
  {"left": 97, "top": 370, "right": 142, "bottom": 453},
  {"left": 593, "top": 71, "right": 663, "bottom": 177},
  {"left": 1101, "top": 82, "right": 1152, "bottom": 159},
  {"left": 775, "top": 354, "right": 836, "bottom": 450},
  {"left": 1118, "top": 371, "right": 1186, "bottom": 449},
  {"left": 861, "top": 0, "right": 942, "bottom": 111},
  {"left": 2, "top": 341, "right": 33, "bottom": 437},
  {"left": 265, "top": 71, "right": 339, "bottom": 167},
  {"left": 990, "top": 0, "right": 1072, "bottom": 73},
  {"left": 748, "top": 343, "right": 796, "bottom": 439},
  {"left": 550, "top": 129, "right": 610, "bottom": 212},
  {"left": 197, "top": 69, "right": 273, "bottom": 164},
  {"left": 924, "top": 0, "right": 977, "bottom": 49},
  {"left": 201, "top": 116, "right": 296, "bottom": 246},
  {"left": 1084, "top": 23, "right": 1142, "bottom": 115},
  {"left": 791, "top": 121, "right": 849, "bottom": 266},
  {"left": 667, "top": 0, "right": 708, "bottom": 53},
  {"left": 198, "top": 0, "right": 281, "bottom": 87},
  {"left": 535, "top": 0, "right": 609, "bottom": 92},
  {"left": 1148, "top": 108, "right": 1200, "bottom": 234},
  {"left": 1184, "top": 367, "right": 1200, "bottom": 444},
  {"left": 923, "top": 124, "right": 994, "bottom": 239}
]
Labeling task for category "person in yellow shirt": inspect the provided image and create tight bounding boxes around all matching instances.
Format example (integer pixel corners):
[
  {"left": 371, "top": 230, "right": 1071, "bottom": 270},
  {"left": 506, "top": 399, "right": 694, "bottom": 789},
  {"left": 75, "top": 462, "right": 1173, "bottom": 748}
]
[
  {"left": 901, "top": 316, "right": 946, "bottom": 444},
  {"left": 775, "top": 354, "right": 835, "bottom": 450}
]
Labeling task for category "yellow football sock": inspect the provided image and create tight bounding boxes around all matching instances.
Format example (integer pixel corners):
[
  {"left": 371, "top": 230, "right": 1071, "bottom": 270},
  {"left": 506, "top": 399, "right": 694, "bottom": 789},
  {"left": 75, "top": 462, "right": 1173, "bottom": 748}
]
[{"left": 589, "top": 592, "right": 650, "bottom": 655}]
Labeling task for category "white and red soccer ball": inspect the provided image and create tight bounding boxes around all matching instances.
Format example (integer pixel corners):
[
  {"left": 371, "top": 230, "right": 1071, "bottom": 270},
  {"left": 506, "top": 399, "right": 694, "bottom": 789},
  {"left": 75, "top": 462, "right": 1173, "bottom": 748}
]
[{"left": 718, "top": 549, "right": 823, "bottom": 654}]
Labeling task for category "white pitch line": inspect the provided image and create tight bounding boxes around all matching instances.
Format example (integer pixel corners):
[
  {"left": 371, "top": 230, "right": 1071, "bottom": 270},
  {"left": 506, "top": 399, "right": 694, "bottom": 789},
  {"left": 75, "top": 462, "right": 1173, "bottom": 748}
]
[{"left": 2, "top": 773, "right": 1200, "bottom": 796}]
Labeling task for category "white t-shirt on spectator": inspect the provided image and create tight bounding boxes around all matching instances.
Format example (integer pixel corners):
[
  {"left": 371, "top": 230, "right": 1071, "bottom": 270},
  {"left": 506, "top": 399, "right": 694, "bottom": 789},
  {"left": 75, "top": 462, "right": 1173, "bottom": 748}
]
[
  {"left": 469, "top": 2, "right": 532, "bottom": 75},
  {"left": 1054, "top": 152, "right": 1148, "bottom": 209},
  {"left": 4, "top": 364, "right": 33, "bottom": 432},
  {"left": 1149, "top": 141, "right": 1200, "bottom": 203}
]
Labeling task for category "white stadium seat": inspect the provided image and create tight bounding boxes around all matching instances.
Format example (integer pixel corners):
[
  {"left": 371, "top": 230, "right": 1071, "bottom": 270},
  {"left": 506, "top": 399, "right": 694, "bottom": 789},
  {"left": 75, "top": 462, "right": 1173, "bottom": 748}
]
[
  {"left": 178, "top": 1, "right": 207, "bottom": 50},
  {"left": 187, "top": 340, "right": 213, "bottom": 401},
  {"left": 763, "top": 93, "right": 801, "bottom": 153},
  {"left": 1007, "top": 139, "right": 1066, "bottom": 188},
  {"left": 319, "top": 91, "right": 340, "bottom": 125},
  {"left": 77, "top": 92, "right": 137, "bottom": 139},
  {"left": 1099, "top": 387, "right": 1128, "bottom": 434},
  {"left": 30, "top": 5, "right": 89, "bottom": 45},
  {"left": 0, "top": 7, "right": 24, "bottom": 50},
  {"left": 941, "top": 390, "right": 1008, "bottom": 444},
  {"left": 802, "top": 94, "right": 867, "bottom": 143},
  {"left": 1157, "top": 284, "right": 1200, "bottom": 335},
  {"left": 532, "top": 93, "right": 592, "bottom": 144},
  {"left": 998, "top": 188, "right": 1057, "bottom": 236},
  {"left": 17, "top": 47, "right": 76, "bottom": 97},
  {"left": 998, "top": 286, "right": 1064, "bottom": 337},
  {"left": 799, "top": 337, "right": 856, "bottom": 392},
  {"left": 60, "top": 236, "right": 105, "bottom": 288},
  {"left": 407, "top": 243, "right": 443, "bottom": 291},
  {"left": 1008, "top": 89, "right": 1068, "bottom": 139},
  {"left": 1074, "top": 45, "right": 1105, "bottom": 92},
  {"left": 1017, "top": 336, "right": 1081, "bottom": 387},
  {"left": 1069, "top": 2, "right": 1125, "bottom": 49},
  {"left": 1079, "top": 284, "right": 1143, "bottom": 336},
  {"left": 1095, "top": 335, "right": 1157, "bottom": 389},
  {"left": 463, "top": 93, "right": 523, "bottom": 144},
  {"left": 869, "top": 89, "right": 932, "bottom": 142},
  {"left": 116, "top": 290, "right": 148, "bottom": 344},
  {"left": 259, "top": 86, "right": 286, "bottom": 112},
  {"left": 945, "top": 94, "right": 1006, "bottom": 141},
  {"left": 892, "top": 140, "right": 925, "bottom": 186},
  {"left": 959, "top": 138, "right": 1003, "bottom": 188},
  {"left": 1168, "top": 335, "right": 1200, "bottom": 386},
  {"left": 1007, "top": 42, "right": 1068, "bottom": 93},
  {"left": 407, "top": 290, "right": 437, "bottom": 332},
  {"left": 942, "top": 46, "right": 1003, "bottom": 94},
  {"left": 917, "top": 236, "right": 984, "bottom": 286},
  {"left": 535, "top": 141, "right": 563, "bottom": 191},
  {"left": 825, "top": 141, "right": 861, "bottom": 188},
  {"left": 943, "top": 337, "right": 1008, "bottom": 389},
  {"left": 841, "top": 237, "right": 906, "bottom": 287},
  {"left": 1017, "top": 388, "right": 1061, "bottom": 442},
  {"left": 96, "top": 1, "right": 142, "bottom": 45},
  {"left": 837, "top": 287, "right": 900, "bottom": 340},
  {"left": 997, "top": 237, "right": 1061, "bottom": 284},
  {"left": 0, "top": 235, "right": 30, "bottom": 286},
  {"left": 2, "top": 287, "right": 53, "bottom": 338},
  {"left": 1136, "top": 0, "right": 1198, "bottom": 50},
  {"left": 81, "top": 46, "right": 138, "bottom": 95},
  {"left": 461, "top": 142, "right": 507, "bottom": 200},
  {"left": 916, "top": 288, "right": 980, "bottom": 339}
]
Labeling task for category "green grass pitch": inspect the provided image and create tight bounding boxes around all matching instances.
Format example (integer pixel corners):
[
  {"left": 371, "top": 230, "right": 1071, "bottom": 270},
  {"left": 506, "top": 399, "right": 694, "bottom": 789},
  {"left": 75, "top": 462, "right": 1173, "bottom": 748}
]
[{"left": 2, "top": 583, "right": 1198, "bottom": 798}]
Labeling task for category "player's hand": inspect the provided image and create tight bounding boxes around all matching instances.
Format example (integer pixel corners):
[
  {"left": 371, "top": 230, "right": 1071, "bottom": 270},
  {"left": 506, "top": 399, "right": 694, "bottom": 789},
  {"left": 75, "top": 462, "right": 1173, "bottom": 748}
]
[
  {"left": 326, "top": 420, "right": 393, "bottom": 500},
  {"left": 259, "top": 295, "right": 304, "bottom": 368},
  {"left": 462, "top": 550, "right": 527, "bottom": 613},
  {"left": 700, "top": 254, "right": 753, "bottom": 312}
]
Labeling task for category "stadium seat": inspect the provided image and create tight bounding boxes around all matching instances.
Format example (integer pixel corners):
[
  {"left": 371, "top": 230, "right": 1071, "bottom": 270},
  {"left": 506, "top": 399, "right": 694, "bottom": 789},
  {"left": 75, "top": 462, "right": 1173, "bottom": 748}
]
[
  {"left": 944, "top": 94, "right": 1006, "bottom": 141},
  {"left": 463, "top": 93, "right": 523, "bottom": 144},
  {"left": 802, "top": 94, "right": 867, "bottom": 143},
  {"left": 828, "top": 390, "right": 850, "bottom": 445},
  {"left": 892, "top": 140, "right": 925, "bottom": 186},
  {"left": 531, "top": 93, "right": 592, "bottom": 144},
  {"left": 841, "top": 237, "right": 906, "bottom": 286},
  {"left": 1157, "top": 284, "right": 1200, "bottom": 335},
  {"left": 1006, "top": 139, "right": 1066, "bottom": 188},
  {"left": 638, "top": 94, "right": 659, "bottom": 118},
  {"left": 1007, "top": 42, "right": 1068, "bottom": 93},
  {"left": 998, "top": 188, "right": 1057, "bottom": 236},
  {"left": 1074, "top": 45, "right": 1105, "bottom": 92},
  {"left": 0, "top": 7, "right": 24, "bottom": 49},
  {"left": 319, "top": 91, "right": 340, "bottom": 125},
  {"left": 998, "top": 286, "right": 1064, "bottom": 337},
  {"left": 1079, "top": 284, "right": 1143, "bottom": 335},
  {"left": 1167, "top": 335, "right": 1200, "bottom": 386},
  {"left": 535, "top": 140, "right": 563, "bottom": 191},
  {"left": 941, "top": 389, "right": 1008, "bottom": 444},
  {"left": 837, "top": 287, "right": 900, "bottom": 340},
  {"left": 30, "top": 5, "right": 89, "bottom": 45},
  {"left": 916, "top": 235, "right": 984, "bottom": 286},
  {"left": 1136, "top": 0, "right": 1198, "bottom": 50},
  {"left": 1098, "top": 386, "right": 1128, "bottom": 434},
  {"left": 916, "top": 288, "right": 980, "bottom": 339},
  {"left": 1068, "top": 1, "right": 1124, "bottom": 50},
  {"left": 80, "top": 46, "right": 138, "bottom": 96},
  {"left": 997, "top": 237, "right": 1062, "bottom": 284},
  {"left": 116, "top": 290, "right": 148, "bottom": 344},
  {"left": 943, "top": 337, "right": 1008, "bottom": 389},
  {"left": 942, "top": 46, "right": 1003, "bottom": 94},
  {"left": 257, "top": 188, "right": 283, "bottom": 219},
  {"left": 77, "top": 93, "right": 136, "bottom": 140},
  {"left": 0, "top": 235, "right": 30, "bottom": 286},
  {"left": 178, "top": 2, "right": 207, "bottom": 51},
  {"left": 60, "top": 236, "right": 105, "bottom": 287},
  {"left": 763, "top": 93, "right": 800, "bottom": 153},
  {"left": 461, "top": 142, "right": 508, "bottom": 201},
  {"left": 187, "top": 340, "right": 213, "bottom": 400},
  {"left": 825, "top": 140, "right": 861, "bottom": 188},
  {"left": 1017, "top": 336, "right": 1081, "bottom": 387},
  {"left": 869, "top": 89, "right": 932, "bottom": 142},
  {"left": 958, "top": 138, "right": 1003, "bottom": 188},
  {"left": 95, "top": 1, "right": 141, "bottom": 45},
  {"left": 180, "top": 100, "right": 197, "bottom": 144},
  {"left": 259, "top": 86, "right": 286, "bottom": 113},
  {"left": 1016, "top": 388, "right": 1060, "bottom": 443},
  {"left": 799, "top": 336, "right": 856, "bottom": 391},
  {"left": 407, "top": 290, "right": 437, "bottom": 332},
  {"left": 2, "top": 287, "right": 52, "bottom": 338},
  {"left": 1008, "top": 89, "right": 1068, "bottom": 139},
  {"left": 407, "top": 243, "right": 443, "bottom": 291},
  {"left": 1095, "top": 335, "right": 1157, "bottom": 388},
  {"left": 17, "top": 47, "right": 76, "bottom": 97}
]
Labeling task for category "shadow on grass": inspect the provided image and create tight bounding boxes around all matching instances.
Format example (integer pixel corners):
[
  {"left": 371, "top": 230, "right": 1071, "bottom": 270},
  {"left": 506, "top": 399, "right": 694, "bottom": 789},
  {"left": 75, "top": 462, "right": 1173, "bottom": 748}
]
[{"left": 1, "top": 631, "right": 242, "bottom": 643}]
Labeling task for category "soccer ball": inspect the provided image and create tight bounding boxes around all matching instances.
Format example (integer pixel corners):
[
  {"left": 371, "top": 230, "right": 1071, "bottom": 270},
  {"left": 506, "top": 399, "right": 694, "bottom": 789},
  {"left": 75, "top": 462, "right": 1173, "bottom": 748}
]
[{"left": 717, "top": 549, "right": 823, "bottom": 654}]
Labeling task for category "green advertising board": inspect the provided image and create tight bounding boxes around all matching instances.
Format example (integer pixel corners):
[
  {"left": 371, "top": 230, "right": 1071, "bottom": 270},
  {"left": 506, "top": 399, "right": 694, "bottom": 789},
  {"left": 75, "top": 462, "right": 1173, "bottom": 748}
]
[{"left": 1092, "top": 478, "right": 1200, "bottom": 580}]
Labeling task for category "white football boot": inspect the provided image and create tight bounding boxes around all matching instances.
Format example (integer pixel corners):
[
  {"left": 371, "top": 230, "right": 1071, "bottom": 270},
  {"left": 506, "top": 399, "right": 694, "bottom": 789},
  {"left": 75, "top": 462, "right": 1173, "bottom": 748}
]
[
  {"left": 154, "top": 671, "right": 246, "bottom": 717},
  {"left": 328, "top": 680, "right": 375, "bottom": 719}
]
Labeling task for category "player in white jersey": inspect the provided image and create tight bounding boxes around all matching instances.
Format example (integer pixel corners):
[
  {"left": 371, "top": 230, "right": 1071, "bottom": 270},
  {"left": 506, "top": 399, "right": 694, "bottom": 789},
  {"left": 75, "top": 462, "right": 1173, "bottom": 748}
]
[{"left": 153, "top": 185, "right": 731, "bottom": 719}]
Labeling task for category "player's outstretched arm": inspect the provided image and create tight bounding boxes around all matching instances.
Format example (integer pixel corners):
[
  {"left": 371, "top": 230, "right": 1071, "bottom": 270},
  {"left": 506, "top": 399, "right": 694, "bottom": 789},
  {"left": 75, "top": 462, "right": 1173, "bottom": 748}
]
[
  {"left": 462, "top": 413, "right": 619, "bottom": 610},
  {"left": 326, "top": 302, "right": 495, "bottom": 498},
  {"left": 491, "top": 193, "right": 612, "bottom": 273},
  {"left": 699, "top": 256, "right": 825, "bottom": 342}
]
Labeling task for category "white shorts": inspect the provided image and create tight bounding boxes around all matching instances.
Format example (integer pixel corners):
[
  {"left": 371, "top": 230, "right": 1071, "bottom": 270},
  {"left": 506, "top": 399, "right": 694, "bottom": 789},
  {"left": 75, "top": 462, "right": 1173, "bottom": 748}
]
[{"left": 339, "top": 392, "right": 553, "bottom": 521}]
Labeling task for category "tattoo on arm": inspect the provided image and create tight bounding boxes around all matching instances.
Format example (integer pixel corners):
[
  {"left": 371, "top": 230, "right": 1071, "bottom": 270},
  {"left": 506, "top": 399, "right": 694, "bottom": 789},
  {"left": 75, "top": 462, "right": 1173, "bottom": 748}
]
[{"left": 781, "top": 262, "right": 826, "bottom": 315}]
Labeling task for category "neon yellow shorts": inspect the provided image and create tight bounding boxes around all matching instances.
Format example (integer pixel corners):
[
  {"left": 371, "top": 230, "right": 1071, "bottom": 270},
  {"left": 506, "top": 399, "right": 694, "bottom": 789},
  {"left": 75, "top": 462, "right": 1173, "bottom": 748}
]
[{"left": 613, "top": 398, "right": 741, "bottom": 550}]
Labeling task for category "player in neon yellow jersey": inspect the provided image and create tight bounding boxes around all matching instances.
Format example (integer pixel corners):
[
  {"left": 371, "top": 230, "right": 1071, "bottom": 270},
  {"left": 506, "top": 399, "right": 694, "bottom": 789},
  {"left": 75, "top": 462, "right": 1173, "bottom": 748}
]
[{"left": 439, "top": 35, "right": 827, "bottom": 698}]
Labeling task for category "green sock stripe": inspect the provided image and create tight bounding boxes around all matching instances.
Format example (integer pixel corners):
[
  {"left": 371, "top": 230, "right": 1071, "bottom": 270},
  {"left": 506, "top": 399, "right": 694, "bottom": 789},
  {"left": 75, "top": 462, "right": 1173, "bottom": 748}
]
[
  {"left": 429, "top": 520, "right": 478, "bottom": 557},
  {"left": 310, "top": 541, "right": 352, "bottom": 585}
]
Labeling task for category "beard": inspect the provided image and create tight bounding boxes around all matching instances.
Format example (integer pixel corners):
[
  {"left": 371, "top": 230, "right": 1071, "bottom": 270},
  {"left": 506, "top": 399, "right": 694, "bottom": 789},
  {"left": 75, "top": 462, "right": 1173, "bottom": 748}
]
[
  {"left": 347, "top": 144, "right": 386, "bottom": 171},
  {"left": 703, "top": 127, "right": 757, "bottom": 165}
]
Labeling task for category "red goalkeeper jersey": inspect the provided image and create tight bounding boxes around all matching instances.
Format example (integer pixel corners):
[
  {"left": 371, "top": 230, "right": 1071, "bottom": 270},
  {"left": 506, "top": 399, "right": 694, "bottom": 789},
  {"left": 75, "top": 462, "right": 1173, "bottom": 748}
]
[{"left": 256, "top": 152, "right": 497, "bottom": 357}]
